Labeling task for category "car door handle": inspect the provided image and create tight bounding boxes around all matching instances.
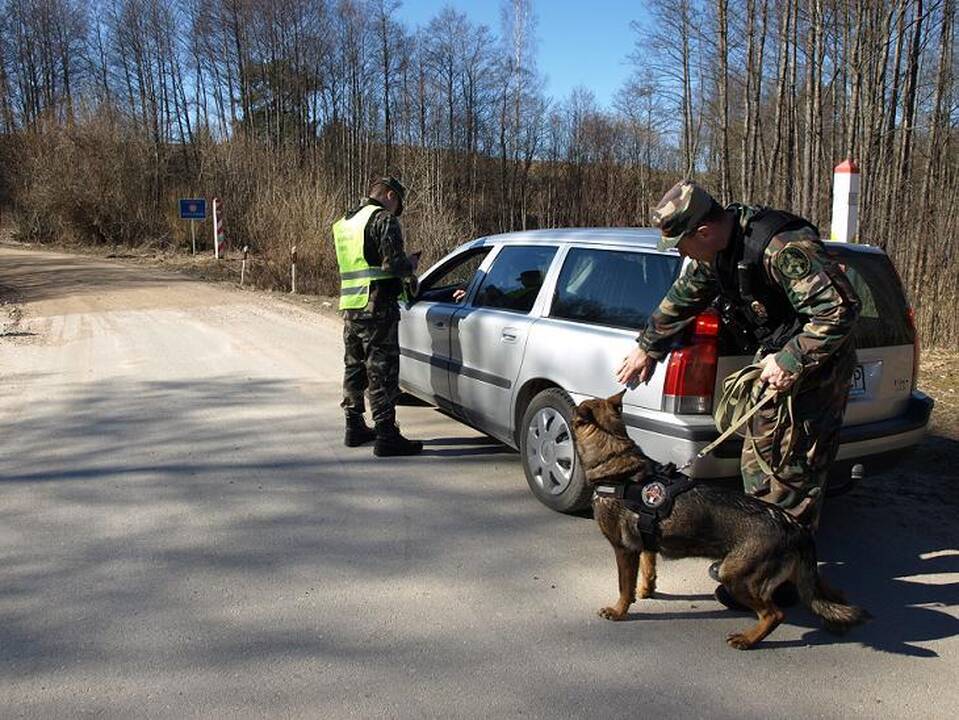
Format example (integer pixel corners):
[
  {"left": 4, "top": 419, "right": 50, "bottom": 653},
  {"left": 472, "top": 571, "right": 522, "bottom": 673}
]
[
  {"left": 501, "top": 329, "right": 518, "bottom": 343},
  {"left": 432, "top": 320, "right": 446, "bottom": 329}
]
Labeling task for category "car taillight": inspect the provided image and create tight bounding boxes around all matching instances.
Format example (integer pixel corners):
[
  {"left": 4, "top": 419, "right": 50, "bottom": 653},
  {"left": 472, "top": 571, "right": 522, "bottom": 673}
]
[
  {"left": 662, "top": 309, "right": 720, "bottom": 414},
  {"left": 906, "top": 307, "right": 919, "bottom": 391}
]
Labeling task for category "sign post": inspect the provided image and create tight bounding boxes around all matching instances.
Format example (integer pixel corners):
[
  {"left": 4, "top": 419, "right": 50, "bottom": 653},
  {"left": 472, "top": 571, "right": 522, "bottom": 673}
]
[{"left": 178, "top": 198, "right": 207, "bottom": 255}]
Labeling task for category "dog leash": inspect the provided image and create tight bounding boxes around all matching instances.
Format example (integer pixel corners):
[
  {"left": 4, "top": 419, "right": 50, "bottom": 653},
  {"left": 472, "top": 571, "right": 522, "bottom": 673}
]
[{"left": 675, "top": 364, "right": 794, "bottom": 473}]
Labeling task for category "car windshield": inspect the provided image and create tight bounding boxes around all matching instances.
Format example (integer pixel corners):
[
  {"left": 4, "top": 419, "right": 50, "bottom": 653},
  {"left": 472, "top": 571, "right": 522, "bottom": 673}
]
[{"left": 550, "top": 247, "right": 682, "bottom": 330}]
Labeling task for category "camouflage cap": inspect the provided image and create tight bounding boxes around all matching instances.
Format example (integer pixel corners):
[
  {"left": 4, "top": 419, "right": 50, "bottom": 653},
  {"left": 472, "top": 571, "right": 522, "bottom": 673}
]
[
  {"left": 371, "top": 176, "right": 407, "bottom": 216},
  {"left": 651, "top": 180, "right": 719, "bottom": 251}
]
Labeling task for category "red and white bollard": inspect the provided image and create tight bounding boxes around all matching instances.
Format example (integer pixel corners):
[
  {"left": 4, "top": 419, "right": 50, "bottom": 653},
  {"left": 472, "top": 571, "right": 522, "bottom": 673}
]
[
  {"left": 212, "top": 197, "right": 227, "bottom": 259},
  {"left": 830, "top": 159, "right": 860, "bottom": 243}
]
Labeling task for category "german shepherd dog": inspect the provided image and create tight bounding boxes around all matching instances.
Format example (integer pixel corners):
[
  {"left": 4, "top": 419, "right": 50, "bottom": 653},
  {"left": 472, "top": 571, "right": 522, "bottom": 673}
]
[{"left": 571, "top": 390, "right": 869, "bottom": 650}]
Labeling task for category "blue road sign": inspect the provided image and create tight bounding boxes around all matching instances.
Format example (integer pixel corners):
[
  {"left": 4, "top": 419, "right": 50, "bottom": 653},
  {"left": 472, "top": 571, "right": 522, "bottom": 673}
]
[{"left": 179, "top": 198, "right": 207, "bottom": 220}]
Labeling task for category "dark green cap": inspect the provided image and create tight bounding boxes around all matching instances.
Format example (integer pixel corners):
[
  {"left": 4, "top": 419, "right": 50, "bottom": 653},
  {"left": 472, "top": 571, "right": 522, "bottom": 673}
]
[{"left": 371, "top": 176, "right": 408, "bottom": 216}]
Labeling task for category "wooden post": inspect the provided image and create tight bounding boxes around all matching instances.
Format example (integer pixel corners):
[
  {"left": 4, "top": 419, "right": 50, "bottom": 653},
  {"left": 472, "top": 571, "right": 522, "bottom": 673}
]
[
  {"left": 290, "top": 245, "right": 297, "bottom": 294},
  {"left": 212, "top": 197, "right": 220, "bottom": 259}
]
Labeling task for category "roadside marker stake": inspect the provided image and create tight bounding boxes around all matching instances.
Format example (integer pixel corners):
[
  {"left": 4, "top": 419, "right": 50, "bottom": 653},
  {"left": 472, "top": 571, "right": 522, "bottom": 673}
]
[
  {"left": 291, "top": 245, "right": 297, "bottom": 294},
  {"left": 213, "top": 198, "right": 219, "bottom": 259},
  {"left": 241, "top": 245, "right": 249, "bottom": 286}
]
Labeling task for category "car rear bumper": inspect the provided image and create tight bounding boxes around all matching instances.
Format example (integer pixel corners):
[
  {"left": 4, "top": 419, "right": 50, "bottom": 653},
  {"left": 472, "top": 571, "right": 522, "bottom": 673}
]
[{"left": 624, "top": 391, "right": 934, "bottom": 479}]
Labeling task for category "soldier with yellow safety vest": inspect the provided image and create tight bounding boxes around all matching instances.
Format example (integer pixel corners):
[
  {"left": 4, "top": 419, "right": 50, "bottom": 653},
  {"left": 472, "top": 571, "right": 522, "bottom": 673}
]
[{"left": 333, "top": 176, "right": 423, "bottom": 456}]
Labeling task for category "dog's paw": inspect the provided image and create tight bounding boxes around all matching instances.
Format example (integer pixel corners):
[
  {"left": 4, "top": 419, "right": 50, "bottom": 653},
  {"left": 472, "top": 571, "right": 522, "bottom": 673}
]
[
  {"left": 598, "top": 606, "right": 628, "bottom": 621},
  {"left": 638, "top": 584, "right": 656, "bottom": 599},
  {"left": 725, "top": 632, "right": 755, "bottom": 650}
]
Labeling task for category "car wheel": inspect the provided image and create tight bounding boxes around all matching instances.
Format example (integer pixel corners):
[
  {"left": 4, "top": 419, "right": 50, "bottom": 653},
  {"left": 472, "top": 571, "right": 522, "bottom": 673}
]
[{"left": 519, "top": 388, "right": 592, "bottom": 513}]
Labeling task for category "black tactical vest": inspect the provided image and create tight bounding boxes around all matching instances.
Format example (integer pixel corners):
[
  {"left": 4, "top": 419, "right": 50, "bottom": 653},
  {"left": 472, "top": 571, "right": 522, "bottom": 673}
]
[{"left": 714, "top": 205, "right": 821, "bottom": 353}]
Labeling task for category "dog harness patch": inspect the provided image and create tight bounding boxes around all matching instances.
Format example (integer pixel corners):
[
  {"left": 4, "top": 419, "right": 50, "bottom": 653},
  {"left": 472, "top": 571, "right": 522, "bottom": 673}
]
[
  {"left": 592, "top": 464, "right": 696, "bottom": 551},
  {"left": 640, "top": 481, "right": 668, "bottom": 508}
]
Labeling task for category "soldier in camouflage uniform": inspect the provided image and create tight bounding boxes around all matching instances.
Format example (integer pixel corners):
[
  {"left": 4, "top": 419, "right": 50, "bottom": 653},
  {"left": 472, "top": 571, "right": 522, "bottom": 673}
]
[
  {"left": 334, "top": 177, "right": 423, "bottom": 457},
  {"left": 616, "top": 180, "right": 861, "bottom": 605}
]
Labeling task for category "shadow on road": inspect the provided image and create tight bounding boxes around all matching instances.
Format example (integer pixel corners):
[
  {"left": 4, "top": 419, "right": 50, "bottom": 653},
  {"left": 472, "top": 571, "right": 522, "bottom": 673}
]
[
  {"left": 804, "top": 438, "right": 959, "bottom": 657},
  {"left": 0, "top": 374, "right": 560, "bottom": 681},
  {"left": 0, "top": 371, "right": 956, "bottom": 688}
]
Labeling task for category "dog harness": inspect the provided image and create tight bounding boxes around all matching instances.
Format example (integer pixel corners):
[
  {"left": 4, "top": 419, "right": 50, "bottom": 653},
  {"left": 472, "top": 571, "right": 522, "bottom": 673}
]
[{"left": 592, "top": 463, "right": 696, "bottom": 551}]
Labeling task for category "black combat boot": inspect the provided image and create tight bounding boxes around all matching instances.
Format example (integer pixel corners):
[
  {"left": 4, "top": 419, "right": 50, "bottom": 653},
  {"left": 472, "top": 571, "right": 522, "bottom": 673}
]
[
  {"left": 344, "top": 412, "right": 376, "bottom": 447},
  {"left": 373, "top": 422, "right": 423, "bottom": 457}
]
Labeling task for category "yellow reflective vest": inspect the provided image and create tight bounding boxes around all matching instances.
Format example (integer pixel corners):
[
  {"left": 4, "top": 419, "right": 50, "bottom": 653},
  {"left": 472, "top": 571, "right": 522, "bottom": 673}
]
[{"left": 332, "top": 204, "right": 400, "bottom": 310}]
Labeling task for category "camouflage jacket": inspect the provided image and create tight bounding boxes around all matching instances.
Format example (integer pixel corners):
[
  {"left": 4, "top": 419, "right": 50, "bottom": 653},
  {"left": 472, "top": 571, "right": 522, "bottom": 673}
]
[
  {"left": 637, "top": 206, "right": 861, "bottom": 377},
  {"left": 342, "top": 197, "right": 415, "bottom": 321}
]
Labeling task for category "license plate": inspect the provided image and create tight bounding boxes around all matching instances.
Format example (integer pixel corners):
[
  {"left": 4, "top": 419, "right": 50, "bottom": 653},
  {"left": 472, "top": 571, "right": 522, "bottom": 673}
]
[{"left": 849, "top": 364, "right": 868, "bottom": 397}]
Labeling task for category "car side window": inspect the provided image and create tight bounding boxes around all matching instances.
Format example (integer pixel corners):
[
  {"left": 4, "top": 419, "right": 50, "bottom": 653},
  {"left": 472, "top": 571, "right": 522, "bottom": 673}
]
[
  {"left": 417, "top": 247, "right": 491, "bottom": 303},
  {"left": 473, "top": 245, "right": 557, "bottom": 313},
  {"left": 550, "top": 248, "right": 681, "bottom": 329}
]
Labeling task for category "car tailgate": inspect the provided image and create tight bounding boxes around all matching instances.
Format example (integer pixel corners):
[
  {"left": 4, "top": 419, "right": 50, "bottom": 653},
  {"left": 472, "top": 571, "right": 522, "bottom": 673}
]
[
  {"left": 712, "top": 245, "right": 916, "bottom": 426},
  {"left": 833, "top": 245, "right": 916, "bottom": 424}
]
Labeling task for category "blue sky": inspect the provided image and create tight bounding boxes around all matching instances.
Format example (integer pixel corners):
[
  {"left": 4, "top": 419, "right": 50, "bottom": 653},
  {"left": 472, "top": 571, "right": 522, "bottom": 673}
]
[{"left": 397, "top": 1, "right": 646, "bottom": 109}]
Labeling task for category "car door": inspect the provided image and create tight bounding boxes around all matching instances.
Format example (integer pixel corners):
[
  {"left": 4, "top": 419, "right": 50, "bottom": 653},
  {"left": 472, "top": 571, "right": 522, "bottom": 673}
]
[
  {"left": 450, "top": 244, "right": 558, "bottom": 441},
  {"left": 398, "top": 245, "right": 492, "bottom": 410},
  {"left": 530, "top": 244, "right": 684, "bottom": 411}
]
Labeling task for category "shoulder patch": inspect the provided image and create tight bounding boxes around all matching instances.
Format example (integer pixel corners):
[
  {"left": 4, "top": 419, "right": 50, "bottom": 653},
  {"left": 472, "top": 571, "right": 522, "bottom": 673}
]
[{"left": 775, "top": 245, "right": 812, "bottom": 280}]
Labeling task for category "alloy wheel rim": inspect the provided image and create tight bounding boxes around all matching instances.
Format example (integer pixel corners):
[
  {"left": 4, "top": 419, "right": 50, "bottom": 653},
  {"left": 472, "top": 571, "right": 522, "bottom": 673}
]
[{"left": 526, "top": 407, "right": 575, "bottom": 496}]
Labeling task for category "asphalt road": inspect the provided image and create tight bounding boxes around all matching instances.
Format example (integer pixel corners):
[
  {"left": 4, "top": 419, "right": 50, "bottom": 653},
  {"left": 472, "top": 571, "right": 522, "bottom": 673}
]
[{"left": 1, "top": 244, "right": 957, "bottom": 720}]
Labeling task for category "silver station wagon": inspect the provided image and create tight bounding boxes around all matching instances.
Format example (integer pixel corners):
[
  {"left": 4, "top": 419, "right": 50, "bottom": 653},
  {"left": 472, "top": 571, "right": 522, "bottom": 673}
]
[{"left": 398, "top": 229, "right": 933, "bottom": 513}]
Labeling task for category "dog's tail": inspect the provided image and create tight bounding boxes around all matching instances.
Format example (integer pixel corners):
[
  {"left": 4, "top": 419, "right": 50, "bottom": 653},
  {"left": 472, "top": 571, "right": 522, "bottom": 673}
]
[{"left": 796, "top": 538, "right": 871, "bottom": 633}]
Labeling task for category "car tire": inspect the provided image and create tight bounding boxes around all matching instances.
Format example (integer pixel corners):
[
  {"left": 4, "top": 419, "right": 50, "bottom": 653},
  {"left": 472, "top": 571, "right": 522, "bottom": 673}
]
[{"left": 519, "top": 388, "right": 592, "bottom": 513}]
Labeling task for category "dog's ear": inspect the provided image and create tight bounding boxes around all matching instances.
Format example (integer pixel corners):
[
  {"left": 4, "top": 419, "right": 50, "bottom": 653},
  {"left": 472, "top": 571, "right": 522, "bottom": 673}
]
[
  {"left": 575, "top": 402, "right": 594, "bottom": 422},
  {"left": 607, "top": 389, "right": 627, "bottom": 410}
]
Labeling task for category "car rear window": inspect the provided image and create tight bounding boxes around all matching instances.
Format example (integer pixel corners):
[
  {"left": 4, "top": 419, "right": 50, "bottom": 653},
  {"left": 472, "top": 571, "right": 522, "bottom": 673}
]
[
  {"left": 550, "top": 248, "right": 682, "bottom": 330},
  {"left": 829, "top": 247, "right": 914, "bottom": 348}
]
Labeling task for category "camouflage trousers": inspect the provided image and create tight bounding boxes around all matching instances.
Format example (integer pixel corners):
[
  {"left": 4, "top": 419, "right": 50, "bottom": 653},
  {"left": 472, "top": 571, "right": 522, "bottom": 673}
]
[
  {"left": 340, "top": 316, "right": 401, "bottom": 426},
  {"left": 741, "top": 346, "right": 858, "bottom": 528}
]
